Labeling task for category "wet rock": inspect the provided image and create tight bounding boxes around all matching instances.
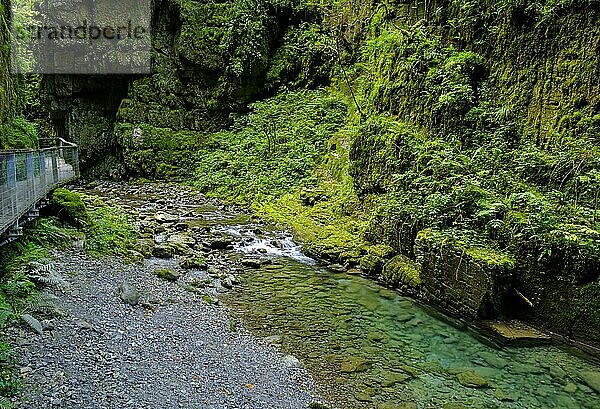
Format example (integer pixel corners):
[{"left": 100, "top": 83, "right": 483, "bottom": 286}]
[
  {"left": 117, "top": 283, "right": 140, "bottom": 306},
  {"left": 207, "top": 267, "right": 220, "bottom": 278},
  {"left": 208, "top": 237, "right": 234, "bottom": 250},
  {"left": 340, "top": 356, "right": 370, "bottom": 373},
  {"left": 483, "top": 320, "right": 551, "bottom": 343},
  {"left": 241, "top": 258, "right": 261, "bottom": 268},
  {"left": 174, "top": 222, "right": 189, "bottom": 231},
  {"left": 456, "top": 370, "right": 489, "bottom": 388},
  {"left": 155, "top": 212, "right": 179, "bottom": 223},
  {"left": 264, "top": 335, "right": 282, "bottom": 345},
  {"left": 221, "top": 276, "right": 234, "bottom": 289},
  {"left": 327, "top": 264, "right": 346, "bottom": 272},
  {"left": 580, "top": 371, "right": 600, "bottom": 393}
]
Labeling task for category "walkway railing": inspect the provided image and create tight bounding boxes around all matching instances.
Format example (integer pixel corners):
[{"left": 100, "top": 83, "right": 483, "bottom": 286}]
[{"left": 0, "top": 138, "right": 79, "bottom": 241}]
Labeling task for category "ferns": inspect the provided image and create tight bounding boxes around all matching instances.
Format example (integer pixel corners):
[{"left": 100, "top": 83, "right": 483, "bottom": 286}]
[
  {"left": 19, "top": 314, "right": 42, "bottom": 335},
  {"left": 25, "top": 218, "right": 75, "bottom": 249},
  {"left": 0, "top": 397, "right": 14, "bottom": 409},
  {"left": 23, "top": 260, "right": 69, "bottom": 289}
]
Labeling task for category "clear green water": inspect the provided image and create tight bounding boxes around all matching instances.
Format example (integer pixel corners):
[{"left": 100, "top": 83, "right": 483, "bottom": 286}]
[{"left": 223, "top": 257, "right": 600, "bottom": 409}]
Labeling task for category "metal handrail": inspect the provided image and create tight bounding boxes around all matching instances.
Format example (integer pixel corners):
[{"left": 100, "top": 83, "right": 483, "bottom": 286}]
[
  {"left": 1, "top": 137, "right": 78, "bottom": 154},
  {"left": 0, "top": 139, "right": 80, "bottom": 237}
]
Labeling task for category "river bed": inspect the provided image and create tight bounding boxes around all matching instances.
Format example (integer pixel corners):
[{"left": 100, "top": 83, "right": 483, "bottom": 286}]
[{"left": 218, "top": 223, "right": 600, "bottom": 409}]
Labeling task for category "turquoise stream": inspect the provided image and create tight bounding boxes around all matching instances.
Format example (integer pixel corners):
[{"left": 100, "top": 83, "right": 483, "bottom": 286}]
[{"left": 220, "top": 227, "right": 600, "bottom": 409}]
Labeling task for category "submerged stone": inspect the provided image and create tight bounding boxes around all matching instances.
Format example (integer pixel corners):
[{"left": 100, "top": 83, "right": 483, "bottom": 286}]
[
  {"left": 378, "top": 402, "right": 417, "bottom": 409},
  {"left": 367, "top": 331, "right": 386, "bottom": 342},
  {"left": 340, "top": 356, "right": 371, "bottom": 373},
  {"left": 580, "top": 371, "right": 600, "bottom": 393},
  {"left": 493, "top": 388, "right": 514, "bottom": 401},
  {"left": 381, "top": 371, "right": 412, "bottom": 387},
  {"left": 477, "top": 351, "right": 507, "bottom": 369},
  {"left": 354, "top": 387, "right": 374, "bottom": 402},
  {"left": 563, "top": 383, "right": 578, "bottom": 394},
  {"left": 456, "top": 370, "right": 489, "bottom": 388}
]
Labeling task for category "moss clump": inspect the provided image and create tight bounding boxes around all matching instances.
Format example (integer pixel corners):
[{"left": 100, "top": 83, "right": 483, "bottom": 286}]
[
  {"left": 50, "top": 188, "right": 89, "bottom": 227},
  {"left": 0, "top": 116, "right": 38, "bottom": 149},
  {"left": 85, "top": 205, "right": 140, "bottom": 262},
  {"left": 154, "top": 269, "right": 179, "bottom": 282},
  {"left": 180, "top": 256, "right": 208, "bottom": 270},
  {"left": 382, "top": 255, "right": 421, "bottom": 289}
]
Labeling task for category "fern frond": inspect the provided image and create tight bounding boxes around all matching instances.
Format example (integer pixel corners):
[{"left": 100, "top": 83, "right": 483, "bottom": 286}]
[
  {"left": 0, "top": 396, "right": 15, "bottom": 409},
  {"left": 32, "top": 272, "right": 69, "bottom": 288},
  {"left": 0, "top": 308, "right": 12, "bottom": 328},
  {"left": 23, "top": 260, "right": 69, "bottom": 289},
  {"left": 23, "top": 293, "right": 62, "bottom": 316},
  {"left": 20, "top": 313, "right": 43, "bottom": 334}
]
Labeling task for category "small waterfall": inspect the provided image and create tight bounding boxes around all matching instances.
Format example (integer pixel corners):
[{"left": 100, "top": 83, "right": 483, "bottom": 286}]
[{"left": 213, "top": 225, "right": 316, "bottom": 265}]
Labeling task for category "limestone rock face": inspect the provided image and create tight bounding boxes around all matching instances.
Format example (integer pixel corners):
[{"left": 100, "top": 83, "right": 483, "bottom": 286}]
[{"left": 415, "top": 229, "right": 514, "bottom": 319}]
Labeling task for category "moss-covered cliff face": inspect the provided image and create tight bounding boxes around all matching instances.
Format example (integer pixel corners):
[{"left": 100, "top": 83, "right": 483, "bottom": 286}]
[
  {"left": 344, "top": 0, "right": 600, "bottom": 344},
  {"left": 35, "top": 0, "right": 600, "bottom": 346},
  {"left": 112, "top": 0, "right": 336, "bottom": 179},
  {"left": 0, "top": 0, "right": 38, "bottom": 149}
]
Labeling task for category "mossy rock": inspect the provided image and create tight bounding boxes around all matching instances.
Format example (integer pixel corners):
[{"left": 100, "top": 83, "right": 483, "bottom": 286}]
[
  {"left": 154, "top": 268, "right": 180, "bottom": 282},
  {"left": 456, "top": 370, "right": 490, "bottom": 388},
  {"left": 152, "top": 245, "right": 174, "bottom": 259},
  {"left": 382, "top": 255, "right": 421, "bottom": 288},
  {"left": 179, "top": 256, "right": 208, "bottom": 270},
  {"left": 340, "top": 356, "right": 371, "bottom": 373},
  {"left": 50, "top": 188, "right": 89, "bottom": 227},
  {"left": 137, "top": 238, "right": 155, "bottom": 258},
  {"left": 415, "top": 228, "right": 515, "bottom": 318}
]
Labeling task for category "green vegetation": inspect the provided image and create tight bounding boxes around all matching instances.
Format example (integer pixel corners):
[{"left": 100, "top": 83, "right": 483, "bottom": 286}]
[
  {"left": 84, "top": 204, "right": 140, "bottom": 261},
  {"left": 1, "top": 0, "right": 598, "bottom": 344},
  {"left": 0, "top": 189, "right": 141, "bottom": 402},
  {"left": 0, "top": 117, "right": 38, "bottom": 150},
  {"left": 50, "top": 188, "right": 90, "bottom": 227},
  {"left": 193, "top": 89, "right": 347, "bottom": 203},
  {"left": 0, "top": 218, "right": 74, "bottom": 401}
]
